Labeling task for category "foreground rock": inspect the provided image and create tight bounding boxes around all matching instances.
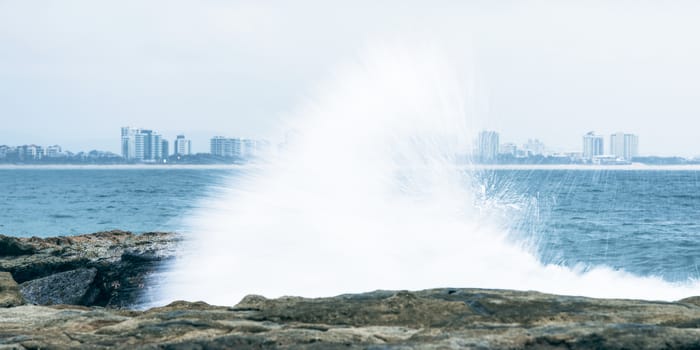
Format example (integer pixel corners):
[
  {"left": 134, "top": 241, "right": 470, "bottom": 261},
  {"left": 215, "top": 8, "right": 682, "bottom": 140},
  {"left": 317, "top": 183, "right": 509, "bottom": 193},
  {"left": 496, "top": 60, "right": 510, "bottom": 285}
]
[
  {"left": 0, "top": 230, "right": 179, "bottom": 307},
  {"left": 0, "top": 272, "right": 23, "bottom": 307},
  {"left": 1, "top": 288, "right": 700, "bottom": 349},
  {"left": 3, "top": 231, "right": 700, "bottom": 348},
  {"left": 20, "top": 268, "right": 98, "bottom": 305}
]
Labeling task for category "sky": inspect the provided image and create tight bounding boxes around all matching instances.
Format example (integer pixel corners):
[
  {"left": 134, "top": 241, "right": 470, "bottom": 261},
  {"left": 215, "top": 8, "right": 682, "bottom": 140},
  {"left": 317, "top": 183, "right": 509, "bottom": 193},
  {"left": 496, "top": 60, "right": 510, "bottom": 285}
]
[{"left": 1, "top": 1, "right": 700, "bottom": 156}]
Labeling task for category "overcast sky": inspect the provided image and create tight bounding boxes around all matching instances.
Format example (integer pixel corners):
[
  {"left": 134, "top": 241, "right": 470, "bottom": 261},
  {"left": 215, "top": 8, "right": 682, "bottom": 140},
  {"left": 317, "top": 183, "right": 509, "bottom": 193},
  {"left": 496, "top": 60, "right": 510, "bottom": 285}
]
[{"left": 1, "top": 1, "right": 700, "bottom": 156}]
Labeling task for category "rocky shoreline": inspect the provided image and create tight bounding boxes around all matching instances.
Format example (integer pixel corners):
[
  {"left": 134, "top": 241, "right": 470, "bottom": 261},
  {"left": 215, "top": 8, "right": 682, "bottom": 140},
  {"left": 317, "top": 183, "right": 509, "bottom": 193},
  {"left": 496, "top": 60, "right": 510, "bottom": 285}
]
[
  {"left": 2, "top": 231, "right": 700, "bottom": 349},
  {"left": 0, "top": 230, "right": 179, "bottom": 308}
]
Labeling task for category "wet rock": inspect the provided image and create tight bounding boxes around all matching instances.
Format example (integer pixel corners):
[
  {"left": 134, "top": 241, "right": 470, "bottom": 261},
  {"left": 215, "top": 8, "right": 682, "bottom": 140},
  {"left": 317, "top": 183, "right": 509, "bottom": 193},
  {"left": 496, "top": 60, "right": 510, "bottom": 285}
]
[
  {"left": 0, "top": 236, "right": 35, "bottom": 256},
  {"left": 678, "top": 296, "right": 700, "bottom": 307},
  {"left": 0, "top": 272, "right": 23, "bottom": 307},
  {"left": 2, "top": 288, "right": 700, "bottom": 349},
  {"left": 20, "top": 268, "right": 98, "bottom": 305},
  {"left": 0, "top": 230, "right": 179, "bottom": 307},
  {"left": 3, "top": 230, "right": 700, "bottom": 348}
]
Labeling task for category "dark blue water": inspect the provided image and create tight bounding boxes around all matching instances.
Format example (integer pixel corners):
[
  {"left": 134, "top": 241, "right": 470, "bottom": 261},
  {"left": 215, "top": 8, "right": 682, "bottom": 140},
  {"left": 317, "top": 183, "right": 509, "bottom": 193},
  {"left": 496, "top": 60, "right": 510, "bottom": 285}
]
[
  {"left": 0, "top": 169, "right": 232, "bottom": 236},
  {"left": 1, "top": 168, "right": 699, "bottom": 283},
  {"left": 479, "top": 169, "right": 700, "bottom": 283}
]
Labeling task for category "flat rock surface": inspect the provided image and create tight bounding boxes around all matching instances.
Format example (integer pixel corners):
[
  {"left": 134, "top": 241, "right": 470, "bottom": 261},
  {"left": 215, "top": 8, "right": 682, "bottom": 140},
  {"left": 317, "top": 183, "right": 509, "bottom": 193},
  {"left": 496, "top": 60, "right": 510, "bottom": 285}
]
[{"left": 2, "top": 288, "right": 700, "bottom": 349}]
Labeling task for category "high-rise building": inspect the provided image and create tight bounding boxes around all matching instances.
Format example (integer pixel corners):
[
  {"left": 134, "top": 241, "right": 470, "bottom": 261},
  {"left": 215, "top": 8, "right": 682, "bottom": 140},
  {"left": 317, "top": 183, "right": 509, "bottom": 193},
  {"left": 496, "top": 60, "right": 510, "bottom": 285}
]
[
  {"left": 121, "top": 127, "right": 165, "bottom": 161},
  {"left": 140, "top": 130, "right": 163, "bottom": 160},
  {"left": 231, "top": 138, "right": 241, "bottom": 157},
  {"left": 477, "top": 130, "right": 499, "bottom": 162},
  {"left": 121, "top": 127, "right": 134, "bottom": 159},
  {"left": 610, "top": 132, "right": 639, "bottom": 161},
  {"left": 524, "top": 139, "right": 547, "bottom": 156},
  {"left": 210, "top": 136, "right": 231, "bottom": 157},
  {"left": 18, "top": 145, "right": 44, "bottom": 160},
  {"left": 211, "top": 136, "right": 271, "bottom": 159},
  {"left": 499, "top": 143, "right": 517, "bottom": 156},
  {"left": 162, "top": 139, "right": 169, "bottom": 159},
  {"left": 153, "top": 133, "right": 162, "bottom": 159},
  {"left": 45, "top": 145, "right": 62, "bottom": 158},
  {"left": 582, "top": 132, "right": 604, "bottom": 159},
  {"left": 212, "top": 136, "right": 239, "bottom": 157},
  {"left": 242, "top": 139, "right": 256, "bottom": 158},
  {"left": 133, "top": 132, "right": 145, "bottom": 160},
  {"left": 174, "top": 135, "right": 192, "bottom": 156},
  {"left": 0, "top": 145, "right": 10, "bottom": 159}
]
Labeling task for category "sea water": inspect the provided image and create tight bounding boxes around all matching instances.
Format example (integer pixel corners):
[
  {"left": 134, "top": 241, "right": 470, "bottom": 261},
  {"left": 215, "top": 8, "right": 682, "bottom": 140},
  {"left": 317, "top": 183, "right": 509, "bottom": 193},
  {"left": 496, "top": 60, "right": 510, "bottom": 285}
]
[
  {"left": 0, "top": 168, "right": 231, "bottom": 236},
  {"left": 479, "top": 169, "right": 700, "bottom": 283},
  {"left": 2, "top": 168, "right": 700, "bottom": 298}
]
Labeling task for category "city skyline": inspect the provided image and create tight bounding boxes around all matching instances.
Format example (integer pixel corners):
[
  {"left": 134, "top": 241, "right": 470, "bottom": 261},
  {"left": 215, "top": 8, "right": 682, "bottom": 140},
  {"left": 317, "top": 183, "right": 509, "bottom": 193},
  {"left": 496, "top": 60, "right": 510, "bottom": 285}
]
[
  {"left": 474, "top": 129, "right": 644, "bottom": 165},
  {"left": 0, "top": 126, "right": 661, "bottom": 157},
  {"left": 3, "top": 129, "right": 645, "bottom": 157},
  {"left": 8, "top": 120, "right": 699, "bottom": 171},
  {"left": 3, "top": 2, "right": 700, "bottom": 157},
  {"left": 6, "top": 127, "right": 700, "bottom": 166},
  {"left": 0, "top": 128, "right": 663, "bottom": 163},
  {"left": 484, "top": 130, "right": 641, "bottom": 160}
]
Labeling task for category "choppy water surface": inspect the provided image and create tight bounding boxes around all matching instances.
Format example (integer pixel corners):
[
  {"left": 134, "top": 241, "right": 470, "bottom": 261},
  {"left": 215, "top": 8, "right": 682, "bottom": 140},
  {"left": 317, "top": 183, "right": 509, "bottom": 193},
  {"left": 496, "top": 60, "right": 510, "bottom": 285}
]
[
  {"left": 1, "top": 168, "right": 699, "bottom": 285},
  {"left": 0, "top": 169, "right": 231, "bottom": 236},
  {"left": 479, "top": 169, "right": 700, "bottom": 283}
]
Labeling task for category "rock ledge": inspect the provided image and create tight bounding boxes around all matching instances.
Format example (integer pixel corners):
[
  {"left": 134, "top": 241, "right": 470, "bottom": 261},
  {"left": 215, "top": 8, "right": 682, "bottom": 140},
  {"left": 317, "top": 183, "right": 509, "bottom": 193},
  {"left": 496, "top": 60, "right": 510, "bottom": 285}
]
[{"left": 2, "top": 288, "right": 700, "bottom": 349}]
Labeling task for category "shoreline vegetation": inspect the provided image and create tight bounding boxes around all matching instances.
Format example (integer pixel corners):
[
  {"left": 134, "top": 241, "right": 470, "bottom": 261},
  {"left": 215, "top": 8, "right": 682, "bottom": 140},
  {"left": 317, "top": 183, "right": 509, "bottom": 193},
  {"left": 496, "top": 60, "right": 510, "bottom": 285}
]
[
  {"left": 4, "top": 163, "right": 700, "bottom": 170},
  {"left": 1, "top": 231, "right": 700, "bottom": 348}
]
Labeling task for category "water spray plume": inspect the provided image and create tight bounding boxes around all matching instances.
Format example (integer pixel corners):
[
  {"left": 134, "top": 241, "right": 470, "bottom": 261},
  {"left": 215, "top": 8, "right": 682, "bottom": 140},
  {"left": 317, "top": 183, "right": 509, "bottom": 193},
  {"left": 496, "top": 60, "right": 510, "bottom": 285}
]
[{"left": 157, "top": 45, "right": 700, "bottom": 306}]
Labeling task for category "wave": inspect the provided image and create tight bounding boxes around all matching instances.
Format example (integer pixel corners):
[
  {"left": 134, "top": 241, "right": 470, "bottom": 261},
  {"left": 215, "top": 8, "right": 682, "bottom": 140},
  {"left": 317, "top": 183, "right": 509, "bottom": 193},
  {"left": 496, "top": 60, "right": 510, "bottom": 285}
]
[{"left": 155, "top": 44, "right": 700, "bottom": 306}]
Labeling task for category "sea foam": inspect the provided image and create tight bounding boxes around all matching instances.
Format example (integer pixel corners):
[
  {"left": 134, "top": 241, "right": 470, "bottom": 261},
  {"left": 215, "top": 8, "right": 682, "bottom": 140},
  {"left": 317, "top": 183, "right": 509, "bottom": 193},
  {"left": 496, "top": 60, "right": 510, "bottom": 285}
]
[{"left": 157, "top": 45, "right": 700, "bottom": 305}]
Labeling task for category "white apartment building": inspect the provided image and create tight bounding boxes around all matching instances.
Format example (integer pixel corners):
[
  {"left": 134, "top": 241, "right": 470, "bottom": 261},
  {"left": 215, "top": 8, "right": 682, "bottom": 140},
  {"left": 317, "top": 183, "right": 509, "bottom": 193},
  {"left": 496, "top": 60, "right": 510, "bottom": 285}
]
[
  {"left": 610, "top": 132, "right": 639, "bottom": 161},
  {"left": 211, "top": 137, "right": 270, "bottom": 158},
  {"left": 174, "top": 135, "right": 192, "bottom": 156},
  {"left": 582, "top": 132, "right": 604, "bottom": 159},
  {"left": 121, "top": 127, "right": 165, "bottom": 161}
]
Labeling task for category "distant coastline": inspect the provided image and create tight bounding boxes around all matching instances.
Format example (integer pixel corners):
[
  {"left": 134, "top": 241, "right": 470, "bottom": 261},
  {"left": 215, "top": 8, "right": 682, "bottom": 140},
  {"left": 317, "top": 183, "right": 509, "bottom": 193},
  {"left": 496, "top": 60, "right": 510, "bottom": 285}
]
[
  {"left": 0, "top": 164, "right": 247, "bottom": 170},
  {"left": 3, "top": 163, "right": 700, "bottom": 171},
  {"left": 468, "top": 163, "right": 700, "bottom": 171}
]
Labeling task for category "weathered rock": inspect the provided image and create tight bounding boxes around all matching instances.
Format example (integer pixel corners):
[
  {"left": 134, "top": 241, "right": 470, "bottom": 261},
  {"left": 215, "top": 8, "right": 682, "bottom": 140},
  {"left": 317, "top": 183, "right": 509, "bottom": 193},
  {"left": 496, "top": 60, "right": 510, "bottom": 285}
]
[
  {"left": 0, "top": 230, "right": 179, "bottom": 307},
  {"left": 0, "top": 236, "right": 35, "bottom": 256},
  {"left": 1, "top": 288, "right": 700, "bottom": 349},
  {"left": 20, "top": 268, "right": 98, "bottom": 305},
  {"left": 678, "top": 295, "right": 700, "bottom": 307},
  {"left": 3, "top": 231, "right": 700, "bottom": 347},
  {"left": 0, "top": 272, "right": 23, "bottom": 307}
]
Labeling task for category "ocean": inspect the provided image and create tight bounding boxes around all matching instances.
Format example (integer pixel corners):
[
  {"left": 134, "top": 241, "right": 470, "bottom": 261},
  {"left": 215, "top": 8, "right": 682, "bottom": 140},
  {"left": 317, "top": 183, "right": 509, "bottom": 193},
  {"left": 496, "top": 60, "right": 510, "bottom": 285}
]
[
  {"left": 479, "top": 169, "right": 700, "bottom": 283},
  {"left": 1, "top": 168, "right": 699, "bottom": 284},
  {"left": 0, "top": 168, "right": 232, "bottom": 237}
]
